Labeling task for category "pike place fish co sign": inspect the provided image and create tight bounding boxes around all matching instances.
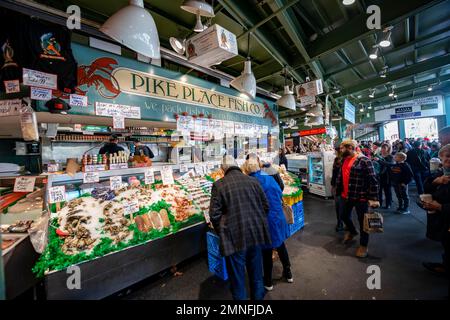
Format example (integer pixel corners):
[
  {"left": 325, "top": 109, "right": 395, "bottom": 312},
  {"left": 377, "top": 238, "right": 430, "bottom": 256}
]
[{"left": 112, "top": 68, "right": 264, "bottom": 118}]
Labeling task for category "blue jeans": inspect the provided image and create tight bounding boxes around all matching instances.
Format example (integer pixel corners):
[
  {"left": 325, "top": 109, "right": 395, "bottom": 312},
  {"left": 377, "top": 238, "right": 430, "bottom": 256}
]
[
  {"left": 412, "top": 170, "right": 427, "bottom": 195},
  {"left": 225, "top": 246, "right": 265, "bottom": 300}
]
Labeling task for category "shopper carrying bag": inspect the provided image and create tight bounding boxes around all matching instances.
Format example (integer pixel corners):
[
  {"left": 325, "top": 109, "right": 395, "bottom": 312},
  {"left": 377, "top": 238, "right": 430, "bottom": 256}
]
[{"left": 363, "top": 208, "right": 384, "bottom": 234}]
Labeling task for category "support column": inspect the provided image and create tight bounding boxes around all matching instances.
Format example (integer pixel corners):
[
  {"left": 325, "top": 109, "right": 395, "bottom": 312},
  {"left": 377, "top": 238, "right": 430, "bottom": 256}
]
[
  {"left": 379, "top": 125, "right": 385, "bottom": 141},
  {"left": 445, "top": 95, "right": 450, "bottom": 127},
  {"left": 398, "top": 120, "right": 406, "bottom": 139}
]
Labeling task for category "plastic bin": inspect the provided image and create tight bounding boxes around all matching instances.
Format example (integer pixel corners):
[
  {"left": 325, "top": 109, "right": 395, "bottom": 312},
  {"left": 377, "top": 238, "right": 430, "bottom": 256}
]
[
  {"left": 206, "top": 232, "right": 228, "bottom": 281},
  {"left": 289, "top": 201, "right": 304, "bottom": 236}
]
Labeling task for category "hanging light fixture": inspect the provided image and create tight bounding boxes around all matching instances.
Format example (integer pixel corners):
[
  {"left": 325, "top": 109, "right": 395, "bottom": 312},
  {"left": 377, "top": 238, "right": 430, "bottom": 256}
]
[
  {"left": 369, "top": 89, "right": 376, "bottom": 98},
  {"left": 100, "top": 0, "right": 160, "bottom": 59},
  {"left": 359, "top": 104, "right": 364, "bottom": 112},
  {"left": 193, "top": 13, "right": 205, "bottom": 32},
  {"left": 368, "top": 103, "right": 373, "bottom": 110},
  {"left": 230, "top": 33, "right": 256, "bottom": 99},
  {"left": 342, "top": 0, "right": 356, "bottom": 5},
  {"left": 369, "top": 46, "right": 379, "bottom": 60},
  {"left": 181, "top": 0, "right": 215, "bottom": 17},
  {"left": 169, "top": 37, "right": 186, "bottom": 55},
  {"left": 379, "top": 27, "right": 393, "bottom": 48},
  {"left": 428, "top": 85, "right": 433, "bottom": 91},
  {"left": 306, "top": 104, "right": 324, "bottom": 117},
  {"left": 277, "top": 68, "right": 296, "bottom": 110}
]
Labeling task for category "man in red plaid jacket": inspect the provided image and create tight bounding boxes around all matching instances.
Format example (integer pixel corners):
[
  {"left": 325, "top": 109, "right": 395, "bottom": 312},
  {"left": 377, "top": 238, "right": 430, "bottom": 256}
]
[{"left": 336, "top": 139, "right": 380, "bottom": 258}]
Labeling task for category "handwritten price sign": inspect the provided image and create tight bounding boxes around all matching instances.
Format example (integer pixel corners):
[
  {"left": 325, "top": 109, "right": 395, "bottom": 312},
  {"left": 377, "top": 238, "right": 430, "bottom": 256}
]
[
  {"left": 83, "top": 172, "right": 100, "bottom": 183},
  {"left": 123, "top": 199, "right": 139, "bottom": 216},
  {"left": 23, "top": 68, "right": 57, "bottom": 90},
  {"left": 161, "top": 166, "right": 174, "bottom": 185},
  {"left": 110, "top": 176, "right": 122, "bottom": 190},
  {"left": 144, "top": 168, "right": 155, "bottom": 185},
  {"left": 48, "top": 186, "right": 66, "bottom": 204},
  {"left": 4, "top": 80, "right": 20, "bottom": 94},
  {"left": 179, "top": 163, "right": 188, "bottom": 173},
  {"left": 14, "top": 176, "right": 36, "bottom": 193},
  {"left": 113, "top": 115, "right": 125, "bottom": 129},
  {"left": 69, "top": 94, "right": 88, "bottom": 107},
  {"left": 30, "top": 87, "right": 52, "bottom": 101}
]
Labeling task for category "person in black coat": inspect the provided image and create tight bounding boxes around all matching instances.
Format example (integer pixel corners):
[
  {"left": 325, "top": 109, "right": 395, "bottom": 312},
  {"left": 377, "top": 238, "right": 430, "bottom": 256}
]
[
  {"left": 406, "top": 140, "right": 431, "bottom": 194},
  {"left": 422, "top": 144, "right": 450, "bottom": 281},
  {"left": 331, "top": 149, "right": 344, "bottom": 232},
  {"left": 131, "top": 138, "right": 154, "bottom": 158},
  {"left": 98, "top": 135, "right": 124, "bottom": 155},
  {"left": 209, "top": 155, "right": 271, "bottom": 300},
  {"left": 279, "top": 148, "right": 288, "bottom": 169},
  {"left": 390, "top": 152, "right": 414, "bottom": 213},
  {"left": 375, "top": 143, "right": 395, "bottom": 209}
]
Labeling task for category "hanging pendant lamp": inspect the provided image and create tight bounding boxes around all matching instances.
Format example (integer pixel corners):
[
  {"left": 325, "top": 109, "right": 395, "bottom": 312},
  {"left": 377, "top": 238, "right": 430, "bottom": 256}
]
[
  {"left": 100, "top": 0, "right": 160, "bottom": 59},
  {"left": 230, "top": 33, "right": 256, "bottom": 99},
  {"left": 277, "top": 68, "right": 296, "bottom": 110},
  {"left": 181, "top": 0, "right": 215, "bottom": 17}
]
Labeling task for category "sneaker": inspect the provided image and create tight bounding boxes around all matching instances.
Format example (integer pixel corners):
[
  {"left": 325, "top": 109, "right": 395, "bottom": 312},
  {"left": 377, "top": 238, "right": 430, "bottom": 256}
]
[
  {"left": 401, "top": 208, "right": 410, "bottom": 214},
  {"left": 335, "top": 224, "right": 344, "bottom": 232},
  {"left": 264, "top": 285, "right": 274, "bottom": 291},
  {"left": 343, "top": 232, "right": 356, "bottom": 244},
  {"left": 355, "top": 246, "right": 368, "bottom": 258},
  {"left": 283, "top": 268, "right": 294, "bottom": 283},
  {"left": 382, "top": 205, "right": 391, "bottom": 210}
]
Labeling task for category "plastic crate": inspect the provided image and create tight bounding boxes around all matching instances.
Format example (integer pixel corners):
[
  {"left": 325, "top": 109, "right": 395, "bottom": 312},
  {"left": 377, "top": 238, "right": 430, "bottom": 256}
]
[
  {"left": 289, "top": 201, "right": 304, "bottom": 236},
  {"left": 206, "top": 232, "right": 228, "bottom": 280}
]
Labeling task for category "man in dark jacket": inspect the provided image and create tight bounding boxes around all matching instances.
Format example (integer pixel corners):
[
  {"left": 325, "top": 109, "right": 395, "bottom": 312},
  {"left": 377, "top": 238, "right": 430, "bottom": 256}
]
[
  {"left": 209, "top": 155, "right": 271, "bottom": 300},
  {"left": 390, "top": 152, "right": 414, "bottom": 214},
  {"left": 132, "top": 138, "right": 154, "bottom": 158},
  {"left": 99, "top": 135, "right": 124, "bottom": 155},
  {"left": 336, "top": 140, "right": 380, "bottom": 258},
  {"left": 406, "top": 140, "right": 430, "bottom": 194}
]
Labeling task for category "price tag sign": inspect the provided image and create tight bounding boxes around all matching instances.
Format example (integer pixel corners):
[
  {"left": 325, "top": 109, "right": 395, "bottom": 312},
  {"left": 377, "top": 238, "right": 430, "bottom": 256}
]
[
  {"left": 23, "top": 68, "right": 57, "bottom": 90},
  {"left": 144, "top": 168, "right": 155, "bottom": 185},
  {"left": 195, "top": 163, "right": 204, "bottom": 176},
  {"left": 48, "top": 186, "right": 66, "bottom": 204},
  {"left": 83, "top": 171, "right": 100, "bottom": 183},
  {"left": 69, "top": 94, "right": 88, "bottom": 107},
  {"left": 113, "top": 115, "right": 125, "bottom": 129},
  {"left": 14, "top": 176, "right": 36, "bottom": 193},
  {"left": 171, "top": 134, "right": 180, "bottom": 142},
  {"left": 30, "top": 87, "right": 52, "bottom": 101},
  {"left": 47, "top": 163, "right": 59, "bottom": 173},
  {"left": 179, "top": 163, "right": 188, "bottom": 173},
  {"left": 207, "top": 162, "right": 214, "bottom": 170},
  {"left": 123, "top": 199, "right": 139, "bottom": 216},
  {"left": 110, "top": 176, "right": 122, "bottom": 190},
  {"left": 4, "top": 80, "right": 20, "bottom": 94},
  {"left": 161, "top": 166, "right": 174, "bottom": 185}
]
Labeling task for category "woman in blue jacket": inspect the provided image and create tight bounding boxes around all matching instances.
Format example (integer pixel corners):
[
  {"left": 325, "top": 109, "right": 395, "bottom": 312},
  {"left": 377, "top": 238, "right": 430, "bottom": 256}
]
[{"left": 243, "top": 154, "right": 292, "bottom": 291}]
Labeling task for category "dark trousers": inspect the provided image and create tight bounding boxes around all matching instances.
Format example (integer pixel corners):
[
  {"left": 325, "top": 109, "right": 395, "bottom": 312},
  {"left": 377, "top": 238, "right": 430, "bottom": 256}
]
[
  {"left": 342, "top": 200, "right": 369, "bottom": 246},
  {"left": 334, "top": 195, "right": 344, "bottom": 226},
  {"left": 412, "top": 170, "right": 427, "bottom": 195},
  {"left": 262, "top": 242, "right": 291, "bottom": 286},
  {"left": 393, "top": 183, "right": 409, "bottom": 209},
  {"left": 225, "top": 246, "right": 265, "bottom": 300},
  {"left": 378, "top": 179, "right": 392, "bottom": 207}
]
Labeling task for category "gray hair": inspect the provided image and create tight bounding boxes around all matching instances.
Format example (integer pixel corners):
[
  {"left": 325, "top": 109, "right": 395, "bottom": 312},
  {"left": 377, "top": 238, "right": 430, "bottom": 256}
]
[{"left": 221, "top": 155, "right": 237, "bottom": 172}]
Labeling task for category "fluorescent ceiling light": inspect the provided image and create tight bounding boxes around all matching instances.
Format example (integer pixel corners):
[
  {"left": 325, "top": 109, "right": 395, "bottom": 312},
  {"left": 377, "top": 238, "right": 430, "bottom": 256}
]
[
  {"left": 369, "top": 47, "right": 378, "bottom": 60},
  {"left": 389, "top": 92, "right": 394, "bottom": 97},
  {"left": 170, "top": 37, "right": 186, "bottom": 55},
  {"left": 277, "top": 86, "right": 296, "bottom": 110},
  {"left": 342, "top": 0, "right": 355, "bottom": 5},
  {"left": 394, "top": 94, "right": 398, "bottom": 98},
  {"left": 230, "top": 59, "right": 256, "bottom": 99},
  {"left": 100, "top": 0, "right": 160, "bottom": 59},
  {"left": 369, "top": 89, "right": 375, "bottom": 98},
  {"left": 428, "top": 85, "right": 433, "bottom": 91},
  {"left": 181, "top": 0, "right": 215, "bottom": 17}
]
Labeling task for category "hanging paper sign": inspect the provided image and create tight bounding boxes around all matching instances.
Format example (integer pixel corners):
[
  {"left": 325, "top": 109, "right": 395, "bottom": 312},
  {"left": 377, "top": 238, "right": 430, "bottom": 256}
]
[
  {"left": 110, "top": 176, "right": 122, "bottom": 190},
  {"left": 13, "top": 176, "right": 36, "bottom": 193},
  {"left": 123, "top": 199, "right": 139, "bottom": 216},
  {"left": 161, "top": 166, "right": 174, "bottom": 185},
  {"left": 195, "top": 163, "right": 205, "bottom": 176},
  {"left": 95, "top": 102, "right": 141, "bottom": 119},
  {"left": 207, "top": 162, "right": 215, "bottom": 170},
  {"left": 48, "top": 186, "right": 66, "bottom": 204},
  {"left": 296, "top": 79, "right": 323, "bottom": 98},
  {"left": 179, "top": 163, "right": 188, "bottom": 173},
  {"left": 171, "top": 133, "right": 180, "bottom": 142},
  {"left": 30, "top": 87, "right": 52, "bottom": 101},
  {"left": 0, "top": 99, "right": 21, "bottom": 117},
  {"left": 299, "top": 96, "right": 316, "bottom": 107},
  {"left": 144, "top": 168, "right": 155, "bottom": 185},
  {"left": 4, "top": 80, "right": 20, "bottom": 94},
  {"left": 69, "top": 94, "right": 88, "bottom": 107},
  {"left": 83, "top": 171, "right": 100, "bottom": 183},
  {"left": 23, "top": 68, "right": 57, "bottom": 89},
  {"left": 113, "top": 115, "right": 125, "bottom": 129},
  {"left": 109, "top": 163, "right": 128, "bottom": 170}
]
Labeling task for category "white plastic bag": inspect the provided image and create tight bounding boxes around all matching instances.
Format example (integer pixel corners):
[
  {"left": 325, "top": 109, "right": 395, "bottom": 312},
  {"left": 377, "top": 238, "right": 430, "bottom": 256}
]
[{"left": 28, "top": 212, "right": 50, "bottom": 253}]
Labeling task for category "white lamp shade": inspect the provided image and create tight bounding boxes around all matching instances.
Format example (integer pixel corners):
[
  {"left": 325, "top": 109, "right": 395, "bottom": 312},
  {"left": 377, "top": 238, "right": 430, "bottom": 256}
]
[
  {"left": 100, "top": 0, "right": 160, "bottom": 59},
  {"left": 305, "top": 116, "right": 324, "bottom": 126},
  {"left": 306, "top": 104, "right": 324, "bottom": 117},
  {"left": 181, "top": 0, "right": 215, "bottom": 17},
  {"left": 230, "top": 60, "right": 256, "bottom": 99},
  {"left": 170, "top": 37, "right": 185, "bottom": 55},
  {"left": 277, "top": 86, "right": 296, "bottom": 110},
  {"left": 193, "top": 14, "right": 205, "bottom": 32},
  {"left": 379, "top": 32, "right": 391, "bottom": 47}
]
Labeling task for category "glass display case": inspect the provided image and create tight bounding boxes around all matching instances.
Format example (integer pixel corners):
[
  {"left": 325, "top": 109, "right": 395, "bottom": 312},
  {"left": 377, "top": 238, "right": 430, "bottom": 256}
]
[{"left": 307, "top": 151, "right": 335, "bottom": 198}]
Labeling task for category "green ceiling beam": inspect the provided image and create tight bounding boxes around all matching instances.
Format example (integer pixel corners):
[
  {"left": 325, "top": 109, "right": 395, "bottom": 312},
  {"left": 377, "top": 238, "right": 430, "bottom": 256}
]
[
  {"left": 324, "top": 26, "right": 450, "bottom": 79},
  {"left": 301, "top": 0, "right": 445, "bottom": 62},
  {"left": 336, "top": 53, "right": 450, "bottom": 98},
  {"left": 218, "top": 0, "right": 305, "bottom": 83},
  {"left": 358, "top": 73, "right": 450, "bottom": 103}
]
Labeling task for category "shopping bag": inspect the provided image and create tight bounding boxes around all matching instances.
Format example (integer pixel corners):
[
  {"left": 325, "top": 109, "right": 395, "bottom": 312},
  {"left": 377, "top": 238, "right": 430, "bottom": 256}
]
[
  {"left": 282, "top": 201, "right": 294, "bottom": 224},
  {"left": 363, "top": 211, "right": 384, "bottom": 233}
]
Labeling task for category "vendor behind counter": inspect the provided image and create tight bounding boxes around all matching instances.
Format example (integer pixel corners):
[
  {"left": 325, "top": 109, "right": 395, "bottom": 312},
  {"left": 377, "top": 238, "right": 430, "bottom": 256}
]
[{"left": 98, "top": 135, "right": 125, "bottom": 155}]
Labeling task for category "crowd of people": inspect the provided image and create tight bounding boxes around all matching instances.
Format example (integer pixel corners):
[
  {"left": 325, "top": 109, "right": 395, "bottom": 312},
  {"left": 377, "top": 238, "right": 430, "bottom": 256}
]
[{"left": 331, "top": 137, "right": 449, "bottom": 282}]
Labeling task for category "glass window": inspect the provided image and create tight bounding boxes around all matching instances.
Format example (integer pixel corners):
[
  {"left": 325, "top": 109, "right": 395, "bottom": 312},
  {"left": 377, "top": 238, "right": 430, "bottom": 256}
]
[
  {"left": 383, "top": 121, "right": 399, "bottom": 141},
  {"left": 404, "top": 117, "right": 438, "bottom": 140}
]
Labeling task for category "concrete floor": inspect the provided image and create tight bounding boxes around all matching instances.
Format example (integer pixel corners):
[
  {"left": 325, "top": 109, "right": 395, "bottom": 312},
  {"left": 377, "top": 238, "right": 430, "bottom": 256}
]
[{"left": 115, "top": 188, "right": 448, "bottom": 300}]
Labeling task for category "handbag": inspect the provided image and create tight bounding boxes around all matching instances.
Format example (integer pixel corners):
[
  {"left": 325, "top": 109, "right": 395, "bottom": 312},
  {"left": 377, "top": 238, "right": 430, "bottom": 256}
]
[
  {"left": 282, "top": 200, "right": 294, "bottom": 225},
  {"left": 363, "top": 209, "right": 384, "bottom": 233}
]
